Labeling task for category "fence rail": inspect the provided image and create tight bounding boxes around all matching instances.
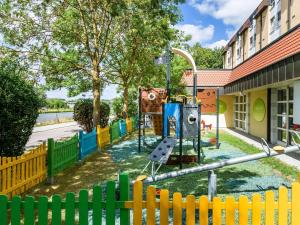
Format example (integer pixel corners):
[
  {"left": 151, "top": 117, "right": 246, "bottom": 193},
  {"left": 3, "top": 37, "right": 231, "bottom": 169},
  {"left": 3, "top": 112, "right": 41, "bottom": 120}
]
[
  {"left": 47, "top": 135, "right": 78, "bottom": 182},
  {"left": 1, "top": 173, "right": 300, "bottom": 224},
  {"left": 0, "top": 143, "right": 47, "bottom": 198},
  {"left": 97, "top": 126, "right": 110, "bottom": 150},
  {"left": 79, "top": 129, "right": 97, "bottom": 160}
]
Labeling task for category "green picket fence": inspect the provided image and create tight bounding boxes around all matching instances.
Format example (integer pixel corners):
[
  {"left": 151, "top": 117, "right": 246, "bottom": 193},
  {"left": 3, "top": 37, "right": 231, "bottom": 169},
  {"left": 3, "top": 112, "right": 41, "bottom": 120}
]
[
  {"left": 110, "top": 122, "right": 120, "bottom": 143},
  {"left": 47, "top": 134, "right": 79, "bottom": 182},
  {"left": 0, "top": 173, "right": 130, "bottom": 225}
]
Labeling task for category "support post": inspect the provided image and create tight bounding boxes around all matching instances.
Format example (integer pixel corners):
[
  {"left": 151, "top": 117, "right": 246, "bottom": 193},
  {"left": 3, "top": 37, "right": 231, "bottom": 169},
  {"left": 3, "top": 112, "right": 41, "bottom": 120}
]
[
  {"left": 216, "top": 88, "right": 220, "bottom": 149},
  {"left": 208, "top": 170, "right": 217, "bottom": 201},
  {"left": 162, "top": 102, "right": 165, "bottom": 139},
  {"left": 198, "top": 103, "right": 201, "bottom": 164},
  {"left": 138, "top": 88, "right": 142, "bottom": 153},
  {"left": 179, "top": 103, "right": 183, "bottom": 169},
  {"left": 47, "top": 138, "right": 55, "bottom": 184},
  {"left": 166, "top": 44, "right": 171, "bottom": 102}
]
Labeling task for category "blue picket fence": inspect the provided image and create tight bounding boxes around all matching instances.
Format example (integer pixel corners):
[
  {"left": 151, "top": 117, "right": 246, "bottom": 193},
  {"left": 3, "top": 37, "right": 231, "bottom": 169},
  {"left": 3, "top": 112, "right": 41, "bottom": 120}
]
[
  {"left": 119, "top": 120, "right": 127, "bottom": 137},
  {"left": 79, "top": 128, "right": 97, "bottom": 160}
]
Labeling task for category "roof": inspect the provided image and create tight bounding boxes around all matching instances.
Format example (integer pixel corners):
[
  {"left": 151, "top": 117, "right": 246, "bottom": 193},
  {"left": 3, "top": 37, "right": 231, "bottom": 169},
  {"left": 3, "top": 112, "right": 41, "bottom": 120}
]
[
  {"left": 182, "top": 69, "right": 232, "bottom": 87},
  {"left": 183, "top": 26, "right": 300, "bottom": 88}
]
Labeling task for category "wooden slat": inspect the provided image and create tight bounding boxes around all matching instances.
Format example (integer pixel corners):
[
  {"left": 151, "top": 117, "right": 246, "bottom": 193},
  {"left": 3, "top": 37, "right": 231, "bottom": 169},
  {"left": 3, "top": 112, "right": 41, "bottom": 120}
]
[
  {"left": 238, "top": 195, "right": 248, "bottom": 225},
  {"left": 52, "top": 195, "right": 62, "bottom": 225},
  {"left": 213, "top": 197, "right": 222, "bottom": 225},
  {"left": 251, "top": 194, "right": 261, "bottom": 225},
  {"left": 11, "top": 195, "right": 21, "bottom": 225},
  {"left": 92, "top": 186, "right": 102, "bottom": 225},
  {"left": 133, "top": 181, "right": 143, "bottom": 225},
  {"left": 199, "top": 196, "right": 209, "bottom": 225},
  {"left": 278, "top": 186, "right": 288, "bottom": 225},
  {"left": 65, "top": 192, "right": 75, "bottom": 225},
  {"left": 38, "top": 196, "right": 48, "bottom": 225},
  {"left": 146, "top": 186, "right": 156, "bottom": 225},
  {"left": 160, "top": 189, "right": 169, "bottom": 225},
  {"left": 106, "top": 181, "right": 116, "bottom": 225},
  {"left": 265, "top": 191, "right": 275, "bottom": 225},
  {"left": 292, "top": 182, "right": 300, "bottom": 225},
  {"left": 173, "top": 192, "right": 182, "bottom": 225},
  {"left": 225, "top": 196, "right": 235, "bottom": 225},
  {"left": 186, "top": 195, "right": 196, "bottom": 225},
  {"left": 79, "top": 189, "right": 89, "bottom": 225}
]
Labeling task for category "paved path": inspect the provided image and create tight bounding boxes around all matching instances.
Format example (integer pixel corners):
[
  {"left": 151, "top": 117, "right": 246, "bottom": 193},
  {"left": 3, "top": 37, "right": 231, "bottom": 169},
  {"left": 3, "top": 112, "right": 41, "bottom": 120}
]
[
  {"left": 224, "top": 128, "right": 300, "bottom": 170},
  {"left": 26, "top": 122, "right": 81, "bottom": 148}
]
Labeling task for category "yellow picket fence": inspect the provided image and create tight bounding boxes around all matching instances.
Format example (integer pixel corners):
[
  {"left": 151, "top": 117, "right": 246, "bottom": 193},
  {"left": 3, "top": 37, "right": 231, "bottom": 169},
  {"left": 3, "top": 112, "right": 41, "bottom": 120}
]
[
  {"left": 0, "top": 143, "right": 47, "bottom": 198},
  {"left": 126, "top": 118, "right": 133, "bottom": 133},
  {"left": 129, "top": 180, "right": 300, "bottom": 225},
  {"left": 97, "top": 125, "right": 110, "bottom": 149}
]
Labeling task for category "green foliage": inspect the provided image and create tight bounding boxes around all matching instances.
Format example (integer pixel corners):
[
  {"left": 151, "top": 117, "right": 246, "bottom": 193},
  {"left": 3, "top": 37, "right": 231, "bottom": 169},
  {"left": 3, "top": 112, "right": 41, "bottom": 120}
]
[
  {"left": 112, "top": 88, "right": 138, "bottom": 118},
  {"left": 46, "top": 98, "right": 69, "bottom": 109},
  {"left": 73, "top": 99, "right": 110, "bottom": 131},
  {"left": 0, "top": 60, "right": 41, "bottom": 156}
]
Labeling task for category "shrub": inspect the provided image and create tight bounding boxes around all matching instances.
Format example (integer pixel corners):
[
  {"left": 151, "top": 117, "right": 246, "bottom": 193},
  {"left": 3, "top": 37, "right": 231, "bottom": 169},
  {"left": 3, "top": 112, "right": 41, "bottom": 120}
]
[
  {"left": 73, "top": 99, "right": 110, "bottom": 131},
  {"left": 0, "top": 61, "right": 41, "bottom": 156},
  {"left": 73, "top": 99, "right": 94, "bottom": 132}
]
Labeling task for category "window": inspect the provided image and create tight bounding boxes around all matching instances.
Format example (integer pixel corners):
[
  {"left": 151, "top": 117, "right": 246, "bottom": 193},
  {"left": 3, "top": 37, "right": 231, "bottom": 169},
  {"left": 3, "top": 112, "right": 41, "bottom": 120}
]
[
  {"left": 234, "top": 95, "right": 248, "bottom": 132},
  {"left": 277, "top": 87, "right": 294, "bottom": 145}
]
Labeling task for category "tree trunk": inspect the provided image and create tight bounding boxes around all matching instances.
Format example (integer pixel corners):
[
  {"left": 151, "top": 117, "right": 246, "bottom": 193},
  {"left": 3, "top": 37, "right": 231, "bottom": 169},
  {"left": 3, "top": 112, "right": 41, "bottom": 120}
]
[
  {"left": 123, "top": 85, "right": 129, "bottom": 119},
  {"left": 92, "top": 65, "right": 101, "bottom": 127}
]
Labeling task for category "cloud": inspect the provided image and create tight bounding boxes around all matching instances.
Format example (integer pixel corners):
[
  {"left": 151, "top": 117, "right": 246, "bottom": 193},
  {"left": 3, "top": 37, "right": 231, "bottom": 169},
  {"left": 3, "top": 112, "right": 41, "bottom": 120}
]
[
  {"left": 188, "top": 0, "right": 261, "bottom": 28},
  {"left": 206, "top": 39, "right": 228, "bottom": 49},
  {"left": 175, "top": 24, "right": 215, "bottom": 45}
]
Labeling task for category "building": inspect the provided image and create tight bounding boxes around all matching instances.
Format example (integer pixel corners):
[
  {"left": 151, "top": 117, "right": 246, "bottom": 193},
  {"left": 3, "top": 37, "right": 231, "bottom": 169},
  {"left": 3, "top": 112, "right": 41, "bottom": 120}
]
[{"left": 182, "top": 0, "right": 300, "bottom": 146}]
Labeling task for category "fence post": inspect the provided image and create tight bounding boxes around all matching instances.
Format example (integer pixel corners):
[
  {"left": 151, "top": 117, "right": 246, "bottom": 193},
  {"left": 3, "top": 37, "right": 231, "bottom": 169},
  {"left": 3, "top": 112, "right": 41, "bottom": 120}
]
[
  {"left": 79, "top": 130, "right": 83, "bottom": 161},
  {"left": 120, "top": 173, "right": 130, "bottom": 225},
  {"left": 47, "top": 138, "right": 55, "bottom": 184}
]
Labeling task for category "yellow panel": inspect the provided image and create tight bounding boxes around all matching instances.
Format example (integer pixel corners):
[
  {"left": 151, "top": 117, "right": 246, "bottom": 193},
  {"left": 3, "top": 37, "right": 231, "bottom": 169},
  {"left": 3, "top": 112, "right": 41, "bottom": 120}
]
[
  {"left": 213, "top": 197, "right": 222, "bottom": 225},
  {"left": 146, "top": 186, "right": 156, "bottom": 225},
  {"left": 133, "top": 181, "right": 143, "bottom": 225},
  {"left": 292, "top": 182, "right": 300, "bottom": 225},
  {"left": 265, "top": 191, "right": 275, "bottom": 225},
  {"left": 238, "top": 195, "right": 248, "bottom": 225},
  {"left": 186, "top": 195, "right": 195, "bottom": 225},
  {"left": 173, "top": 192, "right": 182, "bottom": 225},
  {"left": 252, "top": 194, "right": 261, "bottom": 225},
  {"left": 199, "top": 196, "right": 208, "bottom": 225},
  {"left": 278, "top": 186, "right": 288, "bottom": 225},
  {"left": 225, "top": 196, "right": 235, "bottom": 225},
  {"left": 160, "top": 189, "right": 169, "bottom": 225}
]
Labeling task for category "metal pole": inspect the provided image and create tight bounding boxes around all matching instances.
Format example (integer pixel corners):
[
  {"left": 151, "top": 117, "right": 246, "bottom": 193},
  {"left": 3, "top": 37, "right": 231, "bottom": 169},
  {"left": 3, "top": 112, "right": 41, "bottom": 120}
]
[
  {"left": 208, "top": 170, "right": 217, "bottom": 201},
  {"left": 197, "top": 103, "right": 201, "bottom": 164},
  {"left": 179, "top": 103, "right": 183, "bottom": 169},
  {"left": 166, "top": 44, "right": 171, "bottom": 102},
  {"left": 138, "top": 88, "right": 142, "bottom": 153},
  {"left": 162, "top": 102, "right": 165, "bottom": 139},
  {"left": 216, "top": 88, "right": 220, "bottom": 149},
  {"left": 142, "top": 145, "right": 300, "bottom": 184}
]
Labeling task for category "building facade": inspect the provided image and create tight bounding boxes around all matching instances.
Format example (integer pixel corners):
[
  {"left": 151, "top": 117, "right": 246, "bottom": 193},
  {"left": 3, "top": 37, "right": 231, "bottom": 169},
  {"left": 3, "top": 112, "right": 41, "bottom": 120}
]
[{"left": 183, "top": 0, "right": 300, "bottom": 146}]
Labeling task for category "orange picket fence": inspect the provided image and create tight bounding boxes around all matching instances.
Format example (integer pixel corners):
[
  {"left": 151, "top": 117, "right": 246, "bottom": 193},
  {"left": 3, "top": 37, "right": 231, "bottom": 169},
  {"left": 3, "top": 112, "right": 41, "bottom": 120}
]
[
  {"left": 0, "top": 143, "right": 47, "bottom": 198},
  {"left": 97, "top": 125, "right": 111, "bottom": 150},
  {"left": 126, "top": 118, "right": 133, "bottom": 133}
]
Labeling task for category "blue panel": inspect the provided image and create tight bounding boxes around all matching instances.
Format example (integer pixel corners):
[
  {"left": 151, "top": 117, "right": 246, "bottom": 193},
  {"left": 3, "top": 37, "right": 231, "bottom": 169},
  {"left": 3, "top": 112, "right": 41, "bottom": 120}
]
[
  {"left": 119, "top": 120, "right": 127, "bottom": 137},
  {"left": 79, "top": 128, "right": 97, "bottom": 160},
  {"left": 163, "top": 103, "right": 181, "bottom": 138}
]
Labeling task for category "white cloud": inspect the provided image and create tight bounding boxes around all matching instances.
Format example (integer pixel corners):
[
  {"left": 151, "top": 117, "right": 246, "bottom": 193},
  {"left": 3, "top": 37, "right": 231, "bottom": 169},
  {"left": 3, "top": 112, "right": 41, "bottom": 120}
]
[
  {"left": 206, "top": 39, "right": 228, "bottom": 49},
  {"left": 175, "top": 24, "right": 215, "bottom": 45},
  {"left": 188, "top": 0, "right": 261, "bottom": 28}
]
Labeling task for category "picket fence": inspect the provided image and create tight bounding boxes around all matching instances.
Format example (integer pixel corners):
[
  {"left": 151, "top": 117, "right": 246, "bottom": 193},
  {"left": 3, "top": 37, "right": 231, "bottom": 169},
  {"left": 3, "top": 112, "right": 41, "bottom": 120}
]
[
  {"left": 0, "top": 143, "right": 47, "bottom": 198},
  {"left": 119, "top": 120, "right": 127, "bottom": 138},
  {"left": 47, "top": 135, "right": 78, "bottom": 181},
  {"left": 79, "top": 129, "right": 97, "bottom": 160},
  {"left": 110, "top": 122, "right": 120, "bottom": 143},
  {"left": 1, "top": 173, "right": 300, "bottom": 224},
  {"left": 126, "top": 118, "right": 133, "bottom": 133},
  {"left": 97, "top": 126, "right": 110, "bottom": 150}
]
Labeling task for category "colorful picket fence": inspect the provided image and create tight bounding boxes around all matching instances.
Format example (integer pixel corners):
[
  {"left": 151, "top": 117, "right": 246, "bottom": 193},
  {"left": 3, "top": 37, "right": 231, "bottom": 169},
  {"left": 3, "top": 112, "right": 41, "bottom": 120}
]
[
  {"left": 110, "top": 122, "right": 120, "bottom": 143},
  {"left": 1, "top": 173, "right": 300, "bottom": 224},
  {"left": 79, "top": 129, "right": 97, "bottom": 160},
  {"left": 0, "top": 143, "right": 47, "bottom": 198},
  {"left": 47, "top": 135, "right": 78, "bottom": 181},
  {"left": 119, "top": 120, "right": 127, "bottom": 137},
  {"left": 126, "top": 118, "right": 133, "bottom": 133},
  {"left": 97, "top": 126, "right": 110, "bottom": 150}
]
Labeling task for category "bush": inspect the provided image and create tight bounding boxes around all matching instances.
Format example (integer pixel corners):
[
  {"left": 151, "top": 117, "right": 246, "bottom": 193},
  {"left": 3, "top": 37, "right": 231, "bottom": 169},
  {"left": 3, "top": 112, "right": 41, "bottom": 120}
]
[
  {"left": 0, "top": 61, "right": 41, "bottom": 156},
  {"left": 73, "top": 99, "right": 110, "bottom": 132}
]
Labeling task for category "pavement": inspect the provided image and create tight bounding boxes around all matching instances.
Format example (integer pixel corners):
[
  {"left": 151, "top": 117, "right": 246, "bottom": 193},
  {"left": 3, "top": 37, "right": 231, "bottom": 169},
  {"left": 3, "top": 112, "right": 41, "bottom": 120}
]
[
  {"left": 26, "top": 122, "right": 81, "bottom": 148},
  {"left": 224, "top": 128, "right": 300, "bottom": 170}
]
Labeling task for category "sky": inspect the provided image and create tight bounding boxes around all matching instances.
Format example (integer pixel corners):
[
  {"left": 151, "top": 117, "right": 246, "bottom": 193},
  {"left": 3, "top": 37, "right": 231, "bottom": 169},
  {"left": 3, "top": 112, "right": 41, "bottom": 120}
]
[{"left": 47, "top": 0, "right": 261, "bottom": 100}]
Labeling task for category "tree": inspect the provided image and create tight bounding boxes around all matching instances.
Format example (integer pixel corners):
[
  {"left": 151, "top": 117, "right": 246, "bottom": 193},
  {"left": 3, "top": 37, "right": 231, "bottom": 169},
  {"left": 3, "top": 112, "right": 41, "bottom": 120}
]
[
  {"left": 112, "top": 87, "right": 138, "bottom": 118},
  {"left": 46, "top": 98, "right": 68, "bottom": 109},
  {"left": 0, "top": 59, "right": 41, "bottom": 156},
  {"left": 0, "top": 0, "right": 128, "bottom": 126}
]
